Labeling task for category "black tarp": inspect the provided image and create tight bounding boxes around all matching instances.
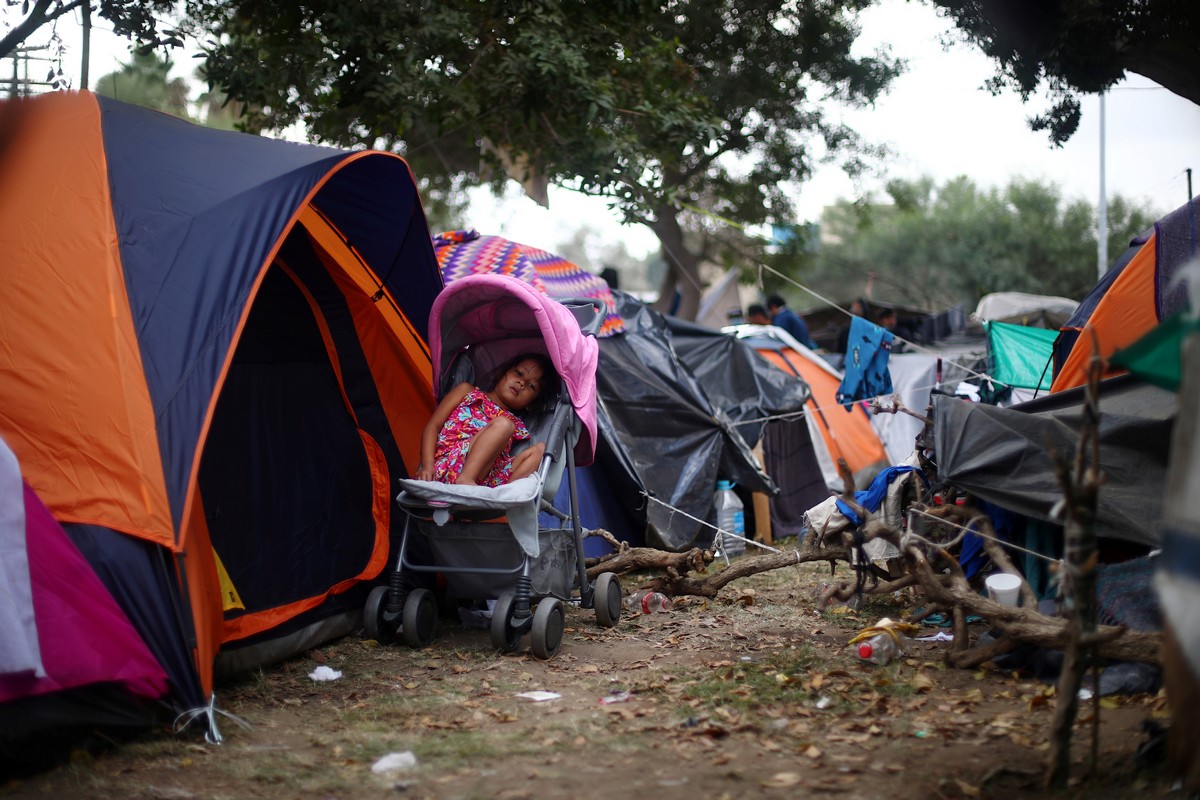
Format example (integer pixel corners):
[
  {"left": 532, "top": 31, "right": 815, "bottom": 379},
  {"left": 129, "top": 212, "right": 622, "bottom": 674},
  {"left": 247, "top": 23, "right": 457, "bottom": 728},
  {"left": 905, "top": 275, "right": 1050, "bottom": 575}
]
[
  {"left": 934, "top": 374, "right": 1175, "bottom": 547},
  {"left": 592, "top": 292, "right": 776, "bottom": 550},
  {"left": 666, "top": 316, "right": 828, "bottom": 538}
]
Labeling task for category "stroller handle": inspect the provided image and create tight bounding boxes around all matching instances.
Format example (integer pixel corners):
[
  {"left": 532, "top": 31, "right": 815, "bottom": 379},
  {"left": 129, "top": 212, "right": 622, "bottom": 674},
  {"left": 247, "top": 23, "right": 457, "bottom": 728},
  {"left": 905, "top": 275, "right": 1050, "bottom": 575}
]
[{"left": 557, "top": 297, "right": 608, "bottom": 338}]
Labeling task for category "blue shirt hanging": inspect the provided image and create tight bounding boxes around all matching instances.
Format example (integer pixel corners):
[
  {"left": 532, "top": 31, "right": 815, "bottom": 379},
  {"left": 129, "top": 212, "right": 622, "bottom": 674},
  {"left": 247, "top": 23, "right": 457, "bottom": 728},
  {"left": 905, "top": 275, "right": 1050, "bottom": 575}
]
[{"left": 837, "top": 315, "right": 894, "bottom": 409}]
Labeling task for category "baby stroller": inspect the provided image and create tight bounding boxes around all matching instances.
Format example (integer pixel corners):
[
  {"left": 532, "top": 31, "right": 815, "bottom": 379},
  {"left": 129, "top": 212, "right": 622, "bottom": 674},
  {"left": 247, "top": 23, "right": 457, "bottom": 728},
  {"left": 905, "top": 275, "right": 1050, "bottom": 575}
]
[{"left": 363, "top": 273, "right": 623, "bottom": 659}]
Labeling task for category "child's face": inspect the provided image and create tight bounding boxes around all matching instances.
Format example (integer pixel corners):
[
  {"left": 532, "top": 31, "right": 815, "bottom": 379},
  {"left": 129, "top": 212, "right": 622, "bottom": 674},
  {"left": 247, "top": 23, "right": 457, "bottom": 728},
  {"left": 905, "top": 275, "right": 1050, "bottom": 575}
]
[{"left": 494, "top": 358, "right": 546, "bottom": 411}]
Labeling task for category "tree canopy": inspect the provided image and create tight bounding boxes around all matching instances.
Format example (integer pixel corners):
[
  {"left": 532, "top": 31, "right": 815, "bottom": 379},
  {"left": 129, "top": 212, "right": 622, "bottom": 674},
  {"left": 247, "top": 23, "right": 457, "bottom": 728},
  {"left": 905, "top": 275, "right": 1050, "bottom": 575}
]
[
  {"left": 805, "top": 175, "right": 1158, "bottom": 311},
  {"left": 183, "top": 0, "right": 901, "bottom": 319},
  {"left": 930, "top": 0, "right": 1200, "bottom": 145},
  {"left": 0, "top": 0, "right": 179, "bottom": 62},
  {"left": 93, "top": 50, "right": 189, "bottom": 118}
]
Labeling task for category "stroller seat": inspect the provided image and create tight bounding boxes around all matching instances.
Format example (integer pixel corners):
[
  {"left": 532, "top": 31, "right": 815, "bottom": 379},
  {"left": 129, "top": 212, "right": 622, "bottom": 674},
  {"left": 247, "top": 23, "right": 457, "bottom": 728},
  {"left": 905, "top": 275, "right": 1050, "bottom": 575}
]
[{"left": 363, "top": 274, "right": 623, "bottom": 659}]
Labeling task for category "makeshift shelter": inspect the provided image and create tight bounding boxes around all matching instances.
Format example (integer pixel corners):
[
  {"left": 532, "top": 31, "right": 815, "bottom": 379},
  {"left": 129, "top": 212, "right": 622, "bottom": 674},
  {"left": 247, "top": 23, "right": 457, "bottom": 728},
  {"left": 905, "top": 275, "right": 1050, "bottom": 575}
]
[
  {"left": 973, "top": 292, "right": 1078, "bottom": 330},
  {"left": 666, "top": 318, "right": 824, "bottom": 540},
  {"left": 731, "top": 325, "right": 889, "bottom": 494},
  {"left": 1053, "top": 197, "right": 1198, "bottom": 392},
  {"left": 696, "top": 267, "right": 745, "bottom": 330},
  {"left": 934, "top": 374, "right": 1175, "bottom": 550},
  {"left": 591, "top": 292, "right": 777, "bottom": 550},
  {"left": 0, "top": 92, "right": 442, "bottom": 735}
]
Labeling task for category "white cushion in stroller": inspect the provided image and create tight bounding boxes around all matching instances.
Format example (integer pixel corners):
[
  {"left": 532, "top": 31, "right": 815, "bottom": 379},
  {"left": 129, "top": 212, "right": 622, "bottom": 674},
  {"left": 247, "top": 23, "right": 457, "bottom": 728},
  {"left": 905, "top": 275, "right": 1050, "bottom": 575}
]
[{"left": 395, "top": 474, "right": 544, "bottom": 557}]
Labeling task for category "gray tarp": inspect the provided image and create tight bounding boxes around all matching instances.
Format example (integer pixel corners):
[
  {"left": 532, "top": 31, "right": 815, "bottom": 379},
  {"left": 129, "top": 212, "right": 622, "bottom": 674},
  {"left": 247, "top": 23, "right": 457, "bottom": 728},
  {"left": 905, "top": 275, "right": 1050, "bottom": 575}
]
[{"left": 934, "top": 374, "right": 1175, "bottom": 547}]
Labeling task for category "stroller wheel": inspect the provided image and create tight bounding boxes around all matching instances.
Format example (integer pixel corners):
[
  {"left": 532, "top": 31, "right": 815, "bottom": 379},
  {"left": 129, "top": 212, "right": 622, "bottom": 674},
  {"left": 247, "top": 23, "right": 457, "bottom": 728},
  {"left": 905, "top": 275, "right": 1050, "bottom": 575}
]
[
  {"left": 530, "top": 599, "right": 565, "bottom": 660},
  {"left": 364, "top": 585, "right": 399, "bottom": 644},
  {"left": 490, "top": 592, "right": 523, "bottom": 653},
  {"left": 402, "top": 588, "right": 437, "bottom": 648},
  {"left": 593, "top": 572, "right": 622, "bottom": 628}
]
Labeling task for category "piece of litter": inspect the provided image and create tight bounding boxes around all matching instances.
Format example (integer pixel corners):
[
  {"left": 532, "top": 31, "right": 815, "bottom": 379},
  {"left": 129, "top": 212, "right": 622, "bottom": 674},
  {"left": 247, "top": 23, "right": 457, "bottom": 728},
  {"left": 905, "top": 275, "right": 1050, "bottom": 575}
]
[
  {"left": 308, "top": 666, "right": 343, "bottom": 681},
  {"left": 599, "top": 691, "right": 632, "bottom": 705},
  {"left": 371, "top": 751, "right": 417, "bottom": 774},
  {"left": 815, "top": 696, "right": 833, "bottom": 710},
  {"left": 515, "top": 691, "right": 561, "bottom": 702},
  {"left": 916, "top": 632, "right": 954, "bottom": 642},
  {"left": 1078, "top": 687, "right": 1094, "bottom": 701}
]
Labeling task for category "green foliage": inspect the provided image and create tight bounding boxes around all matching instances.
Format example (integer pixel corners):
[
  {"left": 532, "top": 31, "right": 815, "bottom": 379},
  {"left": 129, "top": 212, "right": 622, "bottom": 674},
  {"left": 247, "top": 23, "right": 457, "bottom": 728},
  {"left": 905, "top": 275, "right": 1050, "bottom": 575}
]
[
  {"left": 0, "top": 0, "right": 181, "bottom": 61},
  {"left": 808, "top": 175, "right": 1158, "bottom": 310},
  {"left": 181, "top": 0, "right": 901, "bottom": 317},
  {"left": 93, "top": 50, "right": 191, "bottom": 119},
  {"left": 930, "top": 0, "right": 1200, "bottom": 145}
]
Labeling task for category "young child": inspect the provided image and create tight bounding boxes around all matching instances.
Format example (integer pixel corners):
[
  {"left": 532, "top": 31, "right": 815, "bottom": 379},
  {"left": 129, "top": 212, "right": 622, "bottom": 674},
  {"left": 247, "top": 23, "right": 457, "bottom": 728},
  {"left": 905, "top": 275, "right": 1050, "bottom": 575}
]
[{"left": 416, "top": 353, "right": 559, "bottom": 486}]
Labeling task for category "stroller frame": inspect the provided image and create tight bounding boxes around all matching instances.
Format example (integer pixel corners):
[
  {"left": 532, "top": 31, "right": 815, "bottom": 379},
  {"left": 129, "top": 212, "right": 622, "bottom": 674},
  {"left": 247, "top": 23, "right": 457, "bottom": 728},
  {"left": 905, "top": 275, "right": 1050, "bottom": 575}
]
[{"left": 364, "top": 277, "right": 622, "bottom": 659}]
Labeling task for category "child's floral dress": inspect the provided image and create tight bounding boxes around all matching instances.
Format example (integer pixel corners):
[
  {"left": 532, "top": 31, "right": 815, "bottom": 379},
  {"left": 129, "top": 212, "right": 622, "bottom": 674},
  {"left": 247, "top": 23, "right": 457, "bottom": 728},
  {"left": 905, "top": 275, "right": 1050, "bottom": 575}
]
[{"left": 433, "top": 388, "right": 530, "bottom": 486}]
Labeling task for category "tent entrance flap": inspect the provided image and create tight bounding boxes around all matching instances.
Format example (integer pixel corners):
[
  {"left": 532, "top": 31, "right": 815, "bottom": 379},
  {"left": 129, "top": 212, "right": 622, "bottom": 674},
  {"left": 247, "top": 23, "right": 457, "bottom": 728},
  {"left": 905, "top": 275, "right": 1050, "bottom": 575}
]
[{"left": 198, "top": 264, "right": 387, "bottom": 643}]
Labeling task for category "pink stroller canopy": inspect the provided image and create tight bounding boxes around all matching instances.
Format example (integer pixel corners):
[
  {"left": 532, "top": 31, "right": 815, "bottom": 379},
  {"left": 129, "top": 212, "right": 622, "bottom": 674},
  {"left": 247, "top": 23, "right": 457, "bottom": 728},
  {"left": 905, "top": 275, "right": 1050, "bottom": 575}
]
[{"left": 429, "top": 274, "right": 600, "bottom": 466}]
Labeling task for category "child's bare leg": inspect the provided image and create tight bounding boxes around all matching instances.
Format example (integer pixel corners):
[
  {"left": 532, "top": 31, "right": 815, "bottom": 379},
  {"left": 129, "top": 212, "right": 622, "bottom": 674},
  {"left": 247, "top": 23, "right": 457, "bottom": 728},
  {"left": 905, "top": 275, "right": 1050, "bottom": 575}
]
[
  {"left": 509, "top": 442, "right": 545, "bottom": 481},
  {"left": 456, "top": 417, "right": 515, "bottom": 485}
]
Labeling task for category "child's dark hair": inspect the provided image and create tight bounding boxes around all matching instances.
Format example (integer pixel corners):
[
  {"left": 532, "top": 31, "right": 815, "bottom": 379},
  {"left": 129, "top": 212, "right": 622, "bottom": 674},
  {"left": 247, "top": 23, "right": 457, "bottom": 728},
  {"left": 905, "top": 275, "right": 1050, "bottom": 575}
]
[{"left": 487, "top": 352, "right": 560, "bottom": 415}]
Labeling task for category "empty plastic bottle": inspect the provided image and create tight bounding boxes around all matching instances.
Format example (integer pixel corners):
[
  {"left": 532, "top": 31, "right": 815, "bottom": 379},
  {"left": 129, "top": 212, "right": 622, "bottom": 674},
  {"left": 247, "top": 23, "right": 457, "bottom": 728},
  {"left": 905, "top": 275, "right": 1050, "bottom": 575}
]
[
  {"left": 714, "top": 480, "right": 746, "bottom": 557},
  {"left": 624, "top": 590, "right": 672, "bottom": 614},
  {"left": 856, "top": 633, "right": 902, "bottom": 665}
]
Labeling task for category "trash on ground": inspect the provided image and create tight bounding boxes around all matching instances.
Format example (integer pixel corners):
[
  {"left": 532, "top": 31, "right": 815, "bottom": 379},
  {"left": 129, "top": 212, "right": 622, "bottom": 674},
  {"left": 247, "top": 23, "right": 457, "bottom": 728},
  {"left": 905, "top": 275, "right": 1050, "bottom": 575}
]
[
  {"left": 599, "top": 691, "right": 632, "bottom": 704},
  {"left": 515, "top": 690, "right": 561, "bottom": 702},
  {"left": 458, "top": 599, "right": 496, "bottom": 630},
  {"left": 308, "top": 666, "right": 343, "bottom": 681},
  {"left": 371, "top": 751, "right": 417, "bottom": 774},
  {"left": 916, "top": 631, "right": 954, "bottom": 642}
]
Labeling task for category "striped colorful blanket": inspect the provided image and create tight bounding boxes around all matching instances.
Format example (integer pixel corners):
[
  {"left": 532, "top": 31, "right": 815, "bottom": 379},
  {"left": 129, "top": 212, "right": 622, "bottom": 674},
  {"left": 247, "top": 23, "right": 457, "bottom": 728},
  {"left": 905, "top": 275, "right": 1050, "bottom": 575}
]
[{"left": 433, "top": 229, "right": 624, "bottom": 337}]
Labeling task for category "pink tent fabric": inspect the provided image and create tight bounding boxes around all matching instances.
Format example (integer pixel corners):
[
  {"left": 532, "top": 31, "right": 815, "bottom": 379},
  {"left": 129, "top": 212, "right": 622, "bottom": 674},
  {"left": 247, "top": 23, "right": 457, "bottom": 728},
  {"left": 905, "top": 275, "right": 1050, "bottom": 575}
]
[
  {"left": 429, "top": 273, "right": 600, "bottom": 466},
  {"left": 0, "top": 481, "right": 168, "bottom": 703}
]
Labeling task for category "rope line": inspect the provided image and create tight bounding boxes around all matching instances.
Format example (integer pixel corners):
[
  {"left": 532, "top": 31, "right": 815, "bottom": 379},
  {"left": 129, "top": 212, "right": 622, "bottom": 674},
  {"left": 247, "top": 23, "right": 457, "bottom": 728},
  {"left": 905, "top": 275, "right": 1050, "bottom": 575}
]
[
  {"left": 906, "top": 507, "right": 1059, "bottom": 565},
  {"left": 640, "top": 492, "right": 782, "bottom": 554}
]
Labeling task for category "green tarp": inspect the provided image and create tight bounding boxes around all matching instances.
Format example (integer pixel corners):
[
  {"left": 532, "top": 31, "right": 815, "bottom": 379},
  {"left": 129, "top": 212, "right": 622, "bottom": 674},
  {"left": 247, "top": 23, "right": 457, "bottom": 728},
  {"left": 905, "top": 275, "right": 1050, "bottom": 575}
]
[
  {"left": 984, "top": 320, "right": 1057, "bottom": 391},
  {"left": 1110, "top": 309, "right": 1200, "bottom": 392}
]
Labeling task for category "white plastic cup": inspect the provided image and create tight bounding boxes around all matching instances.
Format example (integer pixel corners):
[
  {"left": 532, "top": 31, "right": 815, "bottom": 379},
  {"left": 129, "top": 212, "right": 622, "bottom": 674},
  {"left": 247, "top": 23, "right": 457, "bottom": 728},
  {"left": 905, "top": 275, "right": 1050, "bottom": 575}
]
[{"left": 985, "top": 573, "right": 1022, "bottom": 607}]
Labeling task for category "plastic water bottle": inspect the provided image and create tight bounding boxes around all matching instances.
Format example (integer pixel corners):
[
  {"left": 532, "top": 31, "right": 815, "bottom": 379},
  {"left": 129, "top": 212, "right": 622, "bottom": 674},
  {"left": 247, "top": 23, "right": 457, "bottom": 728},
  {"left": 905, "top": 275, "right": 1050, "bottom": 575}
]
[
  {"left": 624, "top": 590, "right": 672, "bottom": 614},
  {"left": 714, "top": 480, "right": 746, "bottom": 556},
  {"left": 856, "top": 633, "right": 902, "bottom": 665}
]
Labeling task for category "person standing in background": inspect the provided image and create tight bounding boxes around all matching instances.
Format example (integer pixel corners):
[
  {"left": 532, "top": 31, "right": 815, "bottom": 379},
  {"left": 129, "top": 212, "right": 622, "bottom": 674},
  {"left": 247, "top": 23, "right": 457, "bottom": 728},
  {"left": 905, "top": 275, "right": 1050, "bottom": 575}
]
[
  {"left": 766, "top": 294, "right": 818, "bottom": 350},
  {"left": 836, "top": 298, "right": 868, "bottom": 354},
  {"left": 746, "top": 303, "right": 771, "bottom": 325}
]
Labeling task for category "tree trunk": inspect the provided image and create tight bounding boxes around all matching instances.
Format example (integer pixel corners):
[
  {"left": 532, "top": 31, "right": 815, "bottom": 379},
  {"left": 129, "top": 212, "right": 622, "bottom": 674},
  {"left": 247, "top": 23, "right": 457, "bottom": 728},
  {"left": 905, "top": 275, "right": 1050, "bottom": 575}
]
[{"left": 647, "top": 208, "right": 703, "bottom": 321}]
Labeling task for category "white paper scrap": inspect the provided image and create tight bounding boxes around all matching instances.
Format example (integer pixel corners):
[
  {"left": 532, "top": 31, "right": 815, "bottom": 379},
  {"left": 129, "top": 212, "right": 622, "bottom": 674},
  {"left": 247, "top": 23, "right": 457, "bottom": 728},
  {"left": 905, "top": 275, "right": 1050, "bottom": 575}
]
[
  {"left": 515, "top": 690, "right": 561, "bottom": 702},
  {"left": 308, "top": 665, "right": 343, "bottom": 681},
  {"left": 372, "top": 751, "right": 417, "bottom": 774}
]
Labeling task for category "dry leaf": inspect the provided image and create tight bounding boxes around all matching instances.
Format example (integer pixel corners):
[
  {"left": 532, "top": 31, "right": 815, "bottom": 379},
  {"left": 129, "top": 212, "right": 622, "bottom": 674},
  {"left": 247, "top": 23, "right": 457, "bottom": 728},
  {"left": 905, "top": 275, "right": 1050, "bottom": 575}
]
[
  {"left": 804, "top": 745, "right": 822, "bottom": 759},
  {"left": 955, "top": 779, "right": 981, "bottom": 797},
  {"left": 910, "top": 672, "right": 935, "bottom": 692},
  {"left": 761, "top": 772, "right": 803, "bottom": 788}
]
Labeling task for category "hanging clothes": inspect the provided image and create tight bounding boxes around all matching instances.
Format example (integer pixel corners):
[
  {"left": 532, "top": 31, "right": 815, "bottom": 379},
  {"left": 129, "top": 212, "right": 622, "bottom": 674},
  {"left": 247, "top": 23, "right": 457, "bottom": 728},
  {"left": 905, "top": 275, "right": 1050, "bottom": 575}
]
[{"left": 837, "top": 315, "right": 894, "bottom": 408}]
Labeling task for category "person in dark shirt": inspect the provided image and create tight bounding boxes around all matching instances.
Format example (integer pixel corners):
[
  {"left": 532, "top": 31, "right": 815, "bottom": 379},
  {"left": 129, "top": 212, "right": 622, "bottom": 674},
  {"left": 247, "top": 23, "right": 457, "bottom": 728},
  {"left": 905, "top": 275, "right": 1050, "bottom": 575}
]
[
  {"left": 766, "top": 294, "right": 818, "bottom": 350},
  {"left": 876, "top": 308, "right": 908, "bottom": 353}
]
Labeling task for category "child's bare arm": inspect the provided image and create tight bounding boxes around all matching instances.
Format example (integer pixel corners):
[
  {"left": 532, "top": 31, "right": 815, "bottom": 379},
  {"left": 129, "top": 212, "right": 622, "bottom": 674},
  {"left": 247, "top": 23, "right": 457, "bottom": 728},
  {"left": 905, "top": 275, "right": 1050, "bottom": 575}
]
[{"left": 416, "top": 382, "right": 474, "bottom": 480}]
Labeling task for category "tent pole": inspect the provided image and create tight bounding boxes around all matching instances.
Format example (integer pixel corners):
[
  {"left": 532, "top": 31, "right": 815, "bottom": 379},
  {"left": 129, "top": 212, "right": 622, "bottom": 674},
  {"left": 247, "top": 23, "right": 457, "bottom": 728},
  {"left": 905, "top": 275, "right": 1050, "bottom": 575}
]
[{"left": 1097, "top": 91, "right": 1108, "bottom": 280}]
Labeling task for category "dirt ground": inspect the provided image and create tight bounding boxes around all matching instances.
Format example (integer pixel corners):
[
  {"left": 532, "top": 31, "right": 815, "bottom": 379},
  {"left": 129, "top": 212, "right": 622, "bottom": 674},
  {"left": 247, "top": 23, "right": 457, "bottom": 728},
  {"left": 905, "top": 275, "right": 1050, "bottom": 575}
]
[{"left": 1, "top": 558, "right": 1175, "bottom": 800}]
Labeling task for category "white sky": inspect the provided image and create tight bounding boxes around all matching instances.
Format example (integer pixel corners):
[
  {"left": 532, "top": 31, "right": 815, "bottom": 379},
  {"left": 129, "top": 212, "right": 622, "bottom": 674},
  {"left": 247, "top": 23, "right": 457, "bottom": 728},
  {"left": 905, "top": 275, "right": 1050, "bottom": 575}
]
[{"left": 11, "top": 0, "right": 1198, "bottom": 263}]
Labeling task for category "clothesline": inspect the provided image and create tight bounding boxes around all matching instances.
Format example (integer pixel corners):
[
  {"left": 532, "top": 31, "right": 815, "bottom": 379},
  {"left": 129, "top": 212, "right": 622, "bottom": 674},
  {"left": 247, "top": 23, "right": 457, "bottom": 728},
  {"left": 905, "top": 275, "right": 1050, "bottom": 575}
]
[
  {"left": 906, "top": 507, "right": 1060, "bottom": 565},
  {"left": 659, "top": 204, "right": 998, "bottom": 388},
  {"left": 640, "top": 492, "right": 782, "bottom": 554}
]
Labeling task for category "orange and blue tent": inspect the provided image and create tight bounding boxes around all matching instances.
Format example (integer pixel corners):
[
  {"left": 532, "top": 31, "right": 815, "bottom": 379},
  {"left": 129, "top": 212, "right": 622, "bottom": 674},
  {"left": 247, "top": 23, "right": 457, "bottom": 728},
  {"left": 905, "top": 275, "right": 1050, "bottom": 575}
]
[
  {"left": 0, "top": 91, "right": 441, "bottom": 735},
  {"left": 1052, "top": 196, "right": 1198, "bottom": 392}
]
